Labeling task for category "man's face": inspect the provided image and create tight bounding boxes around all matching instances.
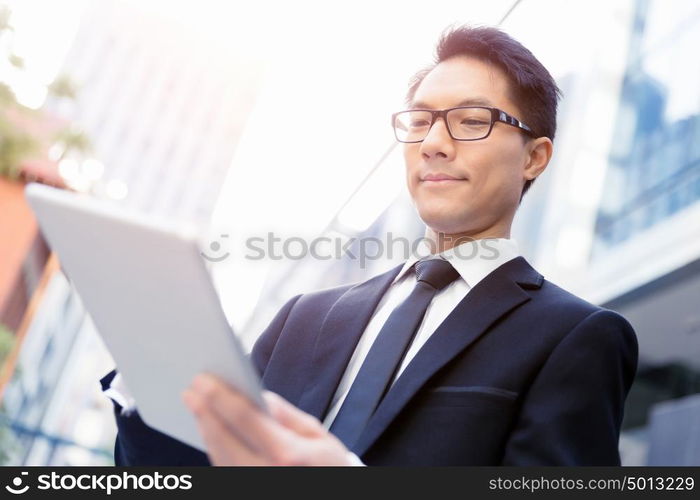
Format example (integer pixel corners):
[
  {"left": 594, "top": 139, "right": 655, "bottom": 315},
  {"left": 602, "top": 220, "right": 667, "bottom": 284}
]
[{"left": 404, "top": 56, "right": 534, "bottom": 239}]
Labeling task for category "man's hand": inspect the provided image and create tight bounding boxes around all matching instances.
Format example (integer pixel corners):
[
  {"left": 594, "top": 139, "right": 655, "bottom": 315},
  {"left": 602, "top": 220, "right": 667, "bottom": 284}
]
[{"left": 182, "top": 373, "right": 358, "bottom": 466}]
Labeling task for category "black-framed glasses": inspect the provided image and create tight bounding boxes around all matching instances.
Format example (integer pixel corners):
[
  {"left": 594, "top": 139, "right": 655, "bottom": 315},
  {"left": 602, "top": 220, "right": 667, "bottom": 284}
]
[{"left": 391, "top": 106, "right": 536, "bottom": 143}]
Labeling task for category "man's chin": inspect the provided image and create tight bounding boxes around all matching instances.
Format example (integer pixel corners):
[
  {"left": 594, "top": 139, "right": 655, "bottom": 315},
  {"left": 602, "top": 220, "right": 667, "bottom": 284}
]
[{"left": 417, "top": 211, "right": 472, "bottom": 237}]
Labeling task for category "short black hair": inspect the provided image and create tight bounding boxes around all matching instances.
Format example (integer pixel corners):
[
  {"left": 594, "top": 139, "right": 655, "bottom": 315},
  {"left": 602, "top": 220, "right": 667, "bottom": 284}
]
[{"left": 406, "top": 25, "right": 562, "bottom": 198}]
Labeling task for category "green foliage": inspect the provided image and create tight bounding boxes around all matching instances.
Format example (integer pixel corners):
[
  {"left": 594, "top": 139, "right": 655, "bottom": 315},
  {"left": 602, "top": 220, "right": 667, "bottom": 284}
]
[
  {"left": 0, "top": 112, "right": 38, "bottom": 180},
  {"left": 0, "top": 322, "right": 14, "bottom": 366},
  {"left": 8, "top": 53, "right": 22, "bottom": 69},
  {"left": 0, "top": 6, "right": 38, "bottom": 180},
  {"left": 0, "top": 81, "right": 16, "bottom": 107},
  {"left": 0, "top": 5, "right": 12, "bottom": 33},
  {"left": 48, "top": 74, "right": 78, "bottom": 100},
  {"left": 54, "top": 127, "right": 91, "bottom": 161},
  {"left": 0, "top": 5, "right": 84, "bottom": 180}
]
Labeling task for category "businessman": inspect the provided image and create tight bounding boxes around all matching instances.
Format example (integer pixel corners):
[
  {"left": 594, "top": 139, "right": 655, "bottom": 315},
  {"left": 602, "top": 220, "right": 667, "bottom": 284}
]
[{"left": 102, "top": 25, "right": 638, "bottom": 465}]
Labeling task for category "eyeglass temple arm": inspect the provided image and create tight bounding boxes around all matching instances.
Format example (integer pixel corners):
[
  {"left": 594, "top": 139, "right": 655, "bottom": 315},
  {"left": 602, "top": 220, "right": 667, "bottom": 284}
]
[{"left": 497, "top": 110, "right": 533, "bottom": 134}]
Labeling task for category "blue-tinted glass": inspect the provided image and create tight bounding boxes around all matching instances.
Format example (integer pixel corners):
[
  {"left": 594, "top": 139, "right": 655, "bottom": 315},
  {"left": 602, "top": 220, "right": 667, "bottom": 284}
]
[{"left": 594, "top": 0, "right": 700, "bottom": 253}]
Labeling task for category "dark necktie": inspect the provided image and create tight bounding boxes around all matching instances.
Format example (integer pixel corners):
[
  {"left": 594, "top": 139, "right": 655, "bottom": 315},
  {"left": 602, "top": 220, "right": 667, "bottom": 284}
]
[{"left": 329, "top": 258, "right": 461, "bottom": 448}]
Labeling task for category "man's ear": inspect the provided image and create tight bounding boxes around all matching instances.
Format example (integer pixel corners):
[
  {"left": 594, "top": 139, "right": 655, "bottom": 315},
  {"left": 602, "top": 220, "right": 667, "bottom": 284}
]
[{"left": 523, "top": 137, "right": 553, "bottom": 182}]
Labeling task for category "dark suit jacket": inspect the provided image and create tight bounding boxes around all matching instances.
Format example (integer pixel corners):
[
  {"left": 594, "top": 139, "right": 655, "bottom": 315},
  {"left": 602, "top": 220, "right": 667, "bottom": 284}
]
[{"left": 102, "top": 256, "right": 638, "bottom": 465}]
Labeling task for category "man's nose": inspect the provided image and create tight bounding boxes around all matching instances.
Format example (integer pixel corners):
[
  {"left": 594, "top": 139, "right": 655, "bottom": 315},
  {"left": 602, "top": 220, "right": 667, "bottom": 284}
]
[{"left": 419, "top": 117, "right": 456, "bottom": 161}]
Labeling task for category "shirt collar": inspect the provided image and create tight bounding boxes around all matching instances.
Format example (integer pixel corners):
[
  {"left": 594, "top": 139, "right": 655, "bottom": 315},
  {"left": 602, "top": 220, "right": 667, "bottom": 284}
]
[{"left": 392, "top": 237, "right": 521, "bottom": 288}]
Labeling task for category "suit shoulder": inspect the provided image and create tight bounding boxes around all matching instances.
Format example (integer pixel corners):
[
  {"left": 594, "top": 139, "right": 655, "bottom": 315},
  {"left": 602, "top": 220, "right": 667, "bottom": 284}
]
[
  {"left": 294, "top": 263, "right": 403, "bottom": 306},
  {"left": 536, "top": 278, "right": 603, "bottom": 317},
  {"left": 299, "top": 280, "right": 356, "bottom": 302},
  {"left": 530, "top": 278, "right": 636, "bottom": 337},
  {"left": 536, "top": 278, "right": 637, "bottom": 348}
]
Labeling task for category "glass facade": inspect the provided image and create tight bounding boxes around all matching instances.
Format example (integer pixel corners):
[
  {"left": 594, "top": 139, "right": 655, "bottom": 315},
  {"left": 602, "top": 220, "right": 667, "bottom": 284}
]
[
  {"left": 1, "top": 274, "right": 115, "bottom": 465},
  {"left": 594, "top": 0, "right": 700, "bottom": 252},
  {"left": 590, "top": 0, "right": 700, "bottom": 465}
]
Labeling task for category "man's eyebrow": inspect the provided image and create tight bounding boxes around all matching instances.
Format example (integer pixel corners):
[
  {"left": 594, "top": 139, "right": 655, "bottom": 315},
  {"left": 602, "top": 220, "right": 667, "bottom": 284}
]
[{"left": 409, "top": 97, "right": 495, "bottom": 109}]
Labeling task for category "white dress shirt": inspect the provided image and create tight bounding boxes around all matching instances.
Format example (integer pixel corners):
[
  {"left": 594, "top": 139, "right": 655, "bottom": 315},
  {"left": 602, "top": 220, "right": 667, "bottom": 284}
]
[{"left": 321, "top": 237, "right": 520, "bottom": 428}]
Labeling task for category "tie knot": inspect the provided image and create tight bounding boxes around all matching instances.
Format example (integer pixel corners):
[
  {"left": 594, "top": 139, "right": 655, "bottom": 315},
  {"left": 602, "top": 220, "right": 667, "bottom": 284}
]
[{"left": 414, "top": 258, "right": 460, "bottom": 291}]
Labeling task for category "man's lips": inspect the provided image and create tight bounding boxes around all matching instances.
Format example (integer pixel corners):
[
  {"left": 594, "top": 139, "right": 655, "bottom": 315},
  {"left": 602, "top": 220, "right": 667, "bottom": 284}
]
[{"left": 420, "top": 172, "right": 468, "bottom": 183}]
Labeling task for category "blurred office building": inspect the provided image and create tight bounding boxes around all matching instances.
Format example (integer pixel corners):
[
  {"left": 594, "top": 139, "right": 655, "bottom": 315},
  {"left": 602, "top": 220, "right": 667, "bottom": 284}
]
[
  {"left": 45, "top": 1, "right": 265, "bottom": 223},
  {"left": 1, "top": 0, "right": 265, "bottom": 464},
  {"left": 512, "top": 0, "right": 700, "bottom": 465},
  {"left": 588, "top": 0, "right": 700, "bottom": 465}
]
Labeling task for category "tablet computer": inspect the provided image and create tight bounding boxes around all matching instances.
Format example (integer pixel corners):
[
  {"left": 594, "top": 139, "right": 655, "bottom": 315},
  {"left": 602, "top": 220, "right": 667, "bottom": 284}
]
[{"left": 25, "top": 182, "right": 265, "bottom": 452}]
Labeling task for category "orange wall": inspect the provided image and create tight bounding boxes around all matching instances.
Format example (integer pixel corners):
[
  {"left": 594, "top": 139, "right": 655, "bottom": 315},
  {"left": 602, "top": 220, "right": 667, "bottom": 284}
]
[{"left": 0, "top": 178, "right": 38, "bottom": 314}]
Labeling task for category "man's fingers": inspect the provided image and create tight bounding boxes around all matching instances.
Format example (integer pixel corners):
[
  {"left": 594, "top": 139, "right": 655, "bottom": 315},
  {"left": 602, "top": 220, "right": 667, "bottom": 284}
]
[
  {"left": 184, "top": 376, "right": 355, "bottom": 466},
  {"left": 264, "top": 391, "right": 355, "bottom": 465},
  {"left": 182, "top": 389, "right": 265, "bottom": 466},
  {"left": 189, "top": 374, "right": 296, "bottom": 459},
  {"left": 264, "top": 391, "right": 325, "bottom": 438}
]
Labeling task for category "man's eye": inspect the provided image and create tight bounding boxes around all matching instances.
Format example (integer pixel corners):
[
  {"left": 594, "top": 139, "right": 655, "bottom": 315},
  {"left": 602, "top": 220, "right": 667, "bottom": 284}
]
[
  {"left": 409, "top": 120, "right": 430, "bottom": 128},
  {"left": 461, "top": 119, "right": 489, "bottom": 126}
]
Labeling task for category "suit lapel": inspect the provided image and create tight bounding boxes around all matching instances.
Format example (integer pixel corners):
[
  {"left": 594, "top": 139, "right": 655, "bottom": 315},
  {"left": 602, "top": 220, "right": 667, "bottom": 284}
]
[
  {"left": 352, "top": 256, "right": 543, "bottom": 456},
  {"left": 296, "top": 263, "right": 403, "bottom": 419}
]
